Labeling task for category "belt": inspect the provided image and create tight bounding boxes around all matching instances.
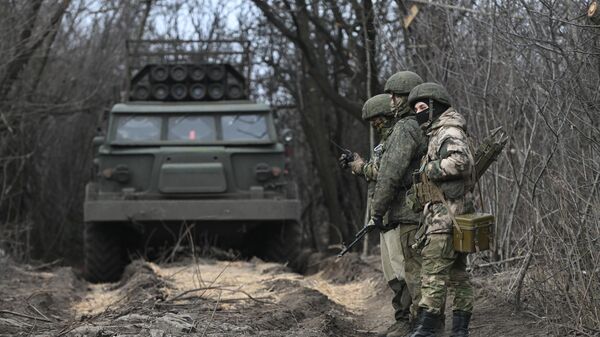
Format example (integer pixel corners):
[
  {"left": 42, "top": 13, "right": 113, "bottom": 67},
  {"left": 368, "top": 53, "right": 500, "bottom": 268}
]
[{"left": 380, "top": 222, "right": 400, "bottom": 233}]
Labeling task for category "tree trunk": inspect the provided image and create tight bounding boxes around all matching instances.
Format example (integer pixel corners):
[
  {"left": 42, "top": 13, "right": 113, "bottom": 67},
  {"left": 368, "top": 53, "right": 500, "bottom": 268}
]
[
  {"left": 293, "top": 9, "right": 350, "bottom": 243},
  {"left": 0, "top": 0, "right": 43, "bottom": 102},
  {"left": 29, "top": 1, "right": 72, "bottom": 97},
  {"left": 0, "top": 0, "right": 71, "bottom": 103},
  {"left": 301, "top": 94, "right": 349, "bottom": 244},
  {"left": 362, "top": 0, "right": 379, "bottom": 96}
]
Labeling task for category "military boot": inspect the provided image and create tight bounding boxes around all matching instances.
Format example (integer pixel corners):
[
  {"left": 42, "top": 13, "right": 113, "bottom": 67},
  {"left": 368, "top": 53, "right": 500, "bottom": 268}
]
[
  {"left": 406, "top": 310, "right": 443, "bottom": 337},
  {"left": 386, "top": 278, "right": 413, "bottom": 336},
  {"left": 449, "top": 310, "right": 471, "bottom": 337},
  {"left": 385, "top": 319, "right": 412, "bottom": 337}
]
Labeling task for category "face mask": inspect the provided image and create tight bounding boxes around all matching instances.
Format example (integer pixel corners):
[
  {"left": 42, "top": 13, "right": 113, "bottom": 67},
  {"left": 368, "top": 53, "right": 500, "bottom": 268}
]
[{"left": 416, "top": 108, "right": 430, "bottom": 125}]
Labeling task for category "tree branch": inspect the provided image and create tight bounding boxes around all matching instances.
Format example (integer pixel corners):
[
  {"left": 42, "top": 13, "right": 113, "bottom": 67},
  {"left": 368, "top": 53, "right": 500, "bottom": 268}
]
[{"left": 252, "top": 0, "right": 362, "bottom": 119}]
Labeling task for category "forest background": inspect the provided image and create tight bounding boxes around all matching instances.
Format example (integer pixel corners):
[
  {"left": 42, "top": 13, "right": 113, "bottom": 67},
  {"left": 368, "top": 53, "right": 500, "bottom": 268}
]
[{"left": 0, "top": 0, "right": 598, "bottom": 334}]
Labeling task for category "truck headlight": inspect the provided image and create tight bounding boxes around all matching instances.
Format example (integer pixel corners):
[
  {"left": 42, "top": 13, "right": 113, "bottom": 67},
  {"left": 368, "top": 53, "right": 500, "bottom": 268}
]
[{"left": 113, "top": 165, "right": 131, "bottom": 183}]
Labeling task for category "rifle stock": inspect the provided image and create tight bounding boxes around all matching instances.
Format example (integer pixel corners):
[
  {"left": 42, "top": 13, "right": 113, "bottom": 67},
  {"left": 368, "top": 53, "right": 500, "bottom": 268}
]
[{"left": 337, "top": 225, "right": 373, "bottom": 257}]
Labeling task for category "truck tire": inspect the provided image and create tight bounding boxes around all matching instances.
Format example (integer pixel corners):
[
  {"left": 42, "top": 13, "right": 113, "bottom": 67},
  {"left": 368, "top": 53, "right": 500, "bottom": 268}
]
[
  {"left": 84, "top": 223, "right": 129, "bottom": 283},
  {"left": 259, "top": 221, "right": 305, "bottom": 271}
]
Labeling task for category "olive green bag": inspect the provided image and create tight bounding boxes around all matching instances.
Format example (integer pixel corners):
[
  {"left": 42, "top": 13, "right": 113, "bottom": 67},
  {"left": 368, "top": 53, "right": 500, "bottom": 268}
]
[{"left": 452, "top": 213, "right": 494, "bottom": 253}]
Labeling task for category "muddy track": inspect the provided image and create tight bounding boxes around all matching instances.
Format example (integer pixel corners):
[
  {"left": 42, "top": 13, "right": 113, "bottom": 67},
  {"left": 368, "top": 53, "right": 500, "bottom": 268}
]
[{"left": 0, "top": 254, "right": 550, "bottom": 337}]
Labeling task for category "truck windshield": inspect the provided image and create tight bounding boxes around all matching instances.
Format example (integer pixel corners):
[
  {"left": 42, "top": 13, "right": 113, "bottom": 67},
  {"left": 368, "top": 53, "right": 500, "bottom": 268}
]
[
  {"left": 222, "top": 114, "right": 269, "bottom": 141},
  {"left": 115, "top": 116, "right": 161, "bottom": 142},
  {"left": 168, "top": 116, "right": 216, "bottom": 141},
  {"left": 112, "top": 113, "right": 270, "bottom": 143}
]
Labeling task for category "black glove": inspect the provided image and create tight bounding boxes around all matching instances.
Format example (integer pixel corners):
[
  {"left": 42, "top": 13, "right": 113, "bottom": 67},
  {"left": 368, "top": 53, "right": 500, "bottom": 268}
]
[
  {"left": 366, "top": 215, "right": 384, "bottom": 231},
  {"left": 338, "top": 153, "right": 351, "bottom": 169}
]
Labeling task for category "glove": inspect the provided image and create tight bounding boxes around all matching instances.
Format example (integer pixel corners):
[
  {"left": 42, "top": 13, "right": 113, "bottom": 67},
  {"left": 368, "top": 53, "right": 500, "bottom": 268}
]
[
  {"left": 338, "top": 153, "right": 353, "bottom": 169},
  {"left": 349, "top": 153, "right": 365, "bottom": 175},
  {"left": 366, "top": 215, "right": 384, "bottom": 231}
]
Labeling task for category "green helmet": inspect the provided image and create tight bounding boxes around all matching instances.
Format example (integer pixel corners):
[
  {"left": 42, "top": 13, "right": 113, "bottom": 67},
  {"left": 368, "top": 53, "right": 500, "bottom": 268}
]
[
  {"left": 384, "top": 71, "right": 424, "bottom": 95},
  {"left": 361, "top": 94, "right": 392, "bottom": 121},
  {"left": 408, "top": 82, "right": 452, "bottom": 108}
]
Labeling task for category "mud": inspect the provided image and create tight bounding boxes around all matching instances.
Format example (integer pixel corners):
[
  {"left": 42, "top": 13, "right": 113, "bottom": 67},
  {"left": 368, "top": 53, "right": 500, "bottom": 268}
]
[{"left": 0, "top": 253, "right": 552, "bottom": 337}]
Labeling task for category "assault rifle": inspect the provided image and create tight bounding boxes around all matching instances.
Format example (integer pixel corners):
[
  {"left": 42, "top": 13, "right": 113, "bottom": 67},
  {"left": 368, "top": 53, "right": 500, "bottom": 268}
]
[
  {"left": 330, "top": 139, "right": 354, "bottom": 169},
  {"left": 337, "top": 223, "right": 376, "bottom": 257},
  {"left": 473, "top": 127, "right": 508, "bottom": 181}
]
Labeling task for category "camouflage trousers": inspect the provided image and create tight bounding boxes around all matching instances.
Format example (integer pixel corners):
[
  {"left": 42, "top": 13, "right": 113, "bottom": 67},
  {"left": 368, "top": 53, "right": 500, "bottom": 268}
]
[
  {"left": 418, "top": 232, "right": 474, "bottom": 314},
  {"left": 398, "top": 224, "right": 422, "bottom": 320},
  {"left": 381, "top": 224, "right": 422, "bottom": 321}
]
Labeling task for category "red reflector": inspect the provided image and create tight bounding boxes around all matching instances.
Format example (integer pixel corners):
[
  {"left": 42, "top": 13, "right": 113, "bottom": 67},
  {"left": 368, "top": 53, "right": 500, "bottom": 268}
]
[
  {"left": 189, "top": 130, "right": 196, "bottom": 140},
  {"left": 272, "top": 166, "right": 282, "bottom": 177}
]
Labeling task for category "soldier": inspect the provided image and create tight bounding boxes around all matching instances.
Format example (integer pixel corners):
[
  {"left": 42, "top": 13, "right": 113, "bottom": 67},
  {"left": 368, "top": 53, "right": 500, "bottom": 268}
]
[
  {"left": 361, "top": 71, "right": 427, "bottom": 337},
  {"left": 342, "top": 93, "right": 412, "bottom": 337},
  {"left": 405, "top": 82, "right": 475, "bottom": 337}
]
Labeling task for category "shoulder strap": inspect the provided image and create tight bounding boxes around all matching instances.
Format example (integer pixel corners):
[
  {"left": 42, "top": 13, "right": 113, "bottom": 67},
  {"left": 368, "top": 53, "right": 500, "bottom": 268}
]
[
  {"left": 466, "top": 135, "right": 477, "bottom": 191},
  {"left": 425, "top": 176, "right": 463, "bottom": 236}
]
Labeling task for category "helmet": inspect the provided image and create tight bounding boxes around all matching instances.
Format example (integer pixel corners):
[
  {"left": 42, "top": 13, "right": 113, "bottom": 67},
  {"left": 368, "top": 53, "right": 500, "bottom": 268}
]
[
  {"left": 384, "top": 71, "right": 424, "bottom": 95},
  {"left": 408, "top": 82, "right": 452, "bottom": 108},
  {"left": 362, "top": 94, "right": 392, "bottom": 121}
]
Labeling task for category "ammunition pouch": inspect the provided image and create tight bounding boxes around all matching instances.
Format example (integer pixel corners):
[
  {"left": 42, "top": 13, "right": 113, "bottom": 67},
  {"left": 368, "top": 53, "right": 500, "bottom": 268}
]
[
  {"left": 411, "top": 221, "right": 428, "bottom": 250},
  {"left": 407, "top": 170, "right": 445, "bottom": 212},
  {"left": 405, "top": 186, "right": 421, "bottom": 213}
]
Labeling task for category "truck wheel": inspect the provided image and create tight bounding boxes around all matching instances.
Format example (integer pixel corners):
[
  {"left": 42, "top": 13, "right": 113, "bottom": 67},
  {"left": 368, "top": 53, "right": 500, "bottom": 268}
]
[
  {"left": 260, "top": 221, "right": 305, "bottom": 272},
  {"left": 84, "top": 223, "right": 129, "bottom": 283}
]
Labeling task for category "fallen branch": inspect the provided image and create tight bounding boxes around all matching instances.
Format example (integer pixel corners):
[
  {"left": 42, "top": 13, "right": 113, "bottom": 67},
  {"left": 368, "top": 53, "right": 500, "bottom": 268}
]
[
  {"left": 199, "top": 290, "right": 222, "bottom": 337},
  {"left": 0, "top": 309, "right": 52, "bottom": 323},
  {"left": 170, "top": 295, "right": 273, "bottom": 303},
  {"left": 27, "top": 303, "right": 52, "bottom": 322},
  {"left": 27, "top": 259, "right": 62, "bottom": 271},
  {"left": 469, "top": 254, "right": 539, "bottom": 270},
  {"left": 165, "top": 286, "right": 273, "bottom": 304}
]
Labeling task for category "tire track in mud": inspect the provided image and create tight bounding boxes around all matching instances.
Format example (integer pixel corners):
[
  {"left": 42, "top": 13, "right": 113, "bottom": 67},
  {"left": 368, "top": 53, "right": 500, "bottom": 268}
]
[
  {"left": 0, "top": 254, "right": 552, "bottom": 337},
  {"left": 67, "top": 256, "right": 384, "bottom": 337}
]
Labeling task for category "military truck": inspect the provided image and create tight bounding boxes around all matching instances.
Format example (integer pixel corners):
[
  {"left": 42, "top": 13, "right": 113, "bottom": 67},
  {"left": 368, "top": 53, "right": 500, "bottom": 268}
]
[{"left": 83, "top": 40, "right": 302, "bottom": 283}]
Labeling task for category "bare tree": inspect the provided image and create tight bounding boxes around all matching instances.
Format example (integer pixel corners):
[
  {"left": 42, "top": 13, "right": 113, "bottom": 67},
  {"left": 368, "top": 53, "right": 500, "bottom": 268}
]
[{"left": 0, "top": 1, "right": 597, "bottom": 333}]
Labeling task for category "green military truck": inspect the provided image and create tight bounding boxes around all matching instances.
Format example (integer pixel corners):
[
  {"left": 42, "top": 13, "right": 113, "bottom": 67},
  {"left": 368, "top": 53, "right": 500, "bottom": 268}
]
[{"left": 83, "top": 40, "right": 302, "bottom": 283}]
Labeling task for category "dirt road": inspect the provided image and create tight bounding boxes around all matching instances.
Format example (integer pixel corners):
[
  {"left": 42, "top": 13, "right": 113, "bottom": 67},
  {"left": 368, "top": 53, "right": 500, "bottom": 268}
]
[{"left": 0, "top": 253, "right": 549, "bottom": 337}]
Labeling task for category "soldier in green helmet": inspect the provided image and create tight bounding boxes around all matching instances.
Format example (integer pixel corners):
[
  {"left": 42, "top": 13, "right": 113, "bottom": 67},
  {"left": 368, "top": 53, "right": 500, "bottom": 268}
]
[
  {"left": 340, "top": 91, "right": 411, "bottom": 337},
  {"left": 354, "top": 71, "right": 427, "bottom": 337},
  {"left": 342, "top": 93, "right": 395, "bottom": 180},
  {"left": 405, "top": 82, "right": 475, "bottom": 337}
]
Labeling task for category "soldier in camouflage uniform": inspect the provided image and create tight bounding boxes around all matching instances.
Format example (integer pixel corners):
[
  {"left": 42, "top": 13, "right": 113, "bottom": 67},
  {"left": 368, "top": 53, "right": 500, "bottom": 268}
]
[
  {"left": 341, "top": 93, "right": 413, "bottom": 337},
  {"left": 364, "top": 71, "right": 428, "bottom": 337},
  {"left": 406, "top": 83, "right": 475, "bottom": 337}
]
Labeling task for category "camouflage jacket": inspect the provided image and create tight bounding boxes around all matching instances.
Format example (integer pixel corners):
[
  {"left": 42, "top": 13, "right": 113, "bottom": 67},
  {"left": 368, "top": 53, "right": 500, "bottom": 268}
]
[
  {"left": 362, "top": 142, "right": 384, "bottom": 213},
  {"left": 422, "top": 108, "right": 475, "bottom": 233},
  {"left": 354, "top": 125, "right": 393, "bottom": 183},
  {"left": 354, "top": 129, "right": 390, "bottom": 211},
  {"left": 361, "top": 142, "right": 385, "bottom": 183},
  {"left": 371, "top": 116, "right": 427, "bottom": 224}
]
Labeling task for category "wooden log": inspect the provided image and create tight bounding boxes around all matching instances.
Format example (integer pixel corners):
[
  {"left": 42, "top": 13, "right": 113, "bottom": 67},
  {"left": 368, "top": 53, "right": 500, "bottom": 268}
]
[{"left": 589, "top": 1, "right": 600, "bottom": 25}]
